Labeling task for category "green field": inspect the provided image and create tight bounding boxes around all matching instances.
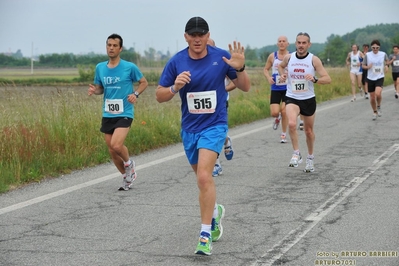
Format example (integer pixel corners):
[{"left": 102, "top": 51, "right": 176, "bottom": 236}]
[{"left": 0, "top": 67, "right": 393, "bottom": 193}]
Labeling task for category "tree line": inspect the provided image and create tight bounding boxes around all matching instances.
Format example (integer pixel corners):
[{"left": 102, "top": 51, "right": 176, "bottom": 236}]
[{"left": 1, "top": 23, "right": 398, "bottom": 69}]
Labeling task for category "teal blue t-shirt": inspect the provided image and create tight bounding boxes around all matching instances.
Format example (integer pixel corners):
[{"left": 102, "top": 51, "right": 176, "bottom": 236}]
[{"left": 94, "top": 59, "right": 143, "bottom": 119}]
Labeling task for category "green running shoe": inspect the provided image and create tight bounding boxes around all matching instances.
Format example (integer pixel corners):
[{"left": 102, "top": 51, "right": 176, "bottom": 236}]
[
  {"left": 195, "top": 231, "right": 212, "bottom": 255},
  {"left": 211, "top": 204, "right": 225, "bottom": 241}
]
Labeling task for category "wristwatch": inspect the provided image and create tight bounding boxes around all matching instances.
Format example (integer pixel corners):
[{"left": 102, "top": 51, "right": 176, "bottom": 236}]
[
  {"left": 313, "top": 76, "right": 318, "bottom": 83},
  {"left": 134, "top": 91, "right": 139, "bottom": 98}
]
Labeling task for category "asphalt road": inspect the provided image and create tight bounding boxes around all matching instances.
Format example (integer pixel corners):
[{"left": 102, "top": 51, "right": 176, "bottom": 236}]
[{"left": 1, "top": 85, "right": 398, "bottom": 266}]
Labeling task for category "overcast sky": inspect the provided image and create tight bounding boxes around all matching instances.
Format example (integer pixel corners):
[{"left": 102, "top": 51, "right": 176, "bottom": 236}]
[{"left": 0, "top": 0, "right": 396, "bottom": 57}]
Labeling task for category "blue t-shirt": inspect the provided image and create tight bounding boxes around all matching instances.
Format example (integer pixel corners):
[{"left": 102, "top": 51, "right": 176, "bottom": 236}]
[
  {"left": 159, "top": 46, "right": 237, "bottom": 133},
  {"left": 359, "top": 56, "right": 364, "bottom": 73},
  {"left": 94, "top": 59, "right": 143, "bottom": 119}
]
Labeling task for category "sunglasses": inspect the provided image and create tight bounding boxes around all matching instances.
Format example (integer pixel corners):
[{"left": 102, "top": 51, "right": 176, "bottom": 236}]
[{"left": 371, "top": 46, "right": 380, "bottom": 50}]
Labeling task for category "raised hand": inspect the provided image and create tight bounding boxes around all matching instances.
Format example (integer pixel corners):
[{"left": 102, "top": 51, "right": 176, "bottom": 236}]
[{"left": 222, "top": 41, "right": 245, "bottom": 70}]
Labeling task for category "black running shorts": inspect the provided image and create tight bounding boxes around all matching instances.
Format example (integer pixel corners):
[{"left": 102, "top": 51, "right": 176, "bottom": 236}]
[
  {"left": 367, "top": 77, "right": 384, "bottom": 93},
  {"left": 362, "top": 69, "right": 368, "bottom": 85},
  {"left": 392, "top": 72, "right": 399, "bottom": 81},
  {"left": 100, "top": 117, "right": 133, "bottom": 134},
  {"left": 285, "top": 96, "right": 316, "bottom": 117},
  {"left": 270, "top": 90, "right": 287, "bottom": 105}
]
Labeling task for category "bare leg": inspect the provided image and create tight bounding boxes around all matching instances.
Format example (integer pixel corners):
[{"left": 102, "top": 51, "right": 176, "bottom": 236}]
[
  {"left": 286, "top": 104, "right": 300, "bottom": 151},
  {"left": 192, "top": 149, "right": 218, "bottom": 226},
  {"left": 357, "top": 74, "right": 363, "bottom": 95},
  {"left": 303, "top": 114, "right": 316, "bottom": 155},
  {"left": 375, "top": 86, "right": 382, "bottom": 107},
  {"left": 281, "top": 102, "right": 287, "bottom": 133},
  {"left": 369, "top": 91, "right": 377, "bottom": 112},
  {"left": 104, "top": 128, "right": 130, "bottom": 174},
  {"left": 350, "top": 72, "right": 356, "bottom": 100},
  {"left": 270, "top": 103, "right": 281, "bottom": 118}
]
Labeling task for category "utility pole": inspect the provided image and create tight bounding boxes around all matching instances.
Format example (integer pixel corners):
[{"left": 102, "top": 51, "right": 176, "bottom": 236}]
[{"left": 31, "top": 42, "right": 34, "bottom": 75}]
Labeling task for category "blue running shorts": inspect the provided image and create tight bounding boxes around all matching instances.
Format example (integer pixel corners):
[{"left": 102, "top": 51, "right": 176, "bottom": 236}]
[{"left": 181, "top": 124, "right": 228, "bottom": 165}]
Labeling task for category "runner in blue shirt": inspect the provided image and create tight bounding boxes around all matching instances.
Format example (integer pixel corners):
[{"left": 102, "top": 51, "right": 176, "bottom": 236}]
[{"left": 156, "top": 17, "right": 250, "bottom": 256}]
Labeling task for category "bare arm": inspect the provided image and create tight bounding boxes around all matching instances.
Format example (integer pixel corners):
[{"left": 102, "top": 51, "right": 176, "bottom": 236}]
[
  {"left": 263, "top": 53, "right": 275, "bottom": 85},
  {"left": 155, "top": 85, "right": 175, "bottom": 103},
  {"left": 127, "top": 76, "right": 149, "bottom": 103},
  {"left": 362, "top": 54, "right": 372, "bottom": 70},
  {"left": 313, "top": 56, "right": 331, "bottom": 84},
  {"left": 345, "top": 52, "right": 351, "bottom": 66},
  {"left": 156, "top": 71, "right": 191, "bottom": 103},
  {"left": 387, "top": 54, "right": 397, "bottom": 65},
  {"left": 230, "top": 71, "right": 250, "bottom": 92},
  {"left": 135, "top": 77, "right": 148, "bottom": 94},
  {"left": 277, "top": 54, "right": 290, "bottom": 82},
  {"left": 225, "top": 77, "right": 237, "bottom": 92},
  {"left": 384, "top": 53, "right": 390, "bottom": 73},
  {"left": 88, "top": 84, "right": 104, "bottom": 96}
]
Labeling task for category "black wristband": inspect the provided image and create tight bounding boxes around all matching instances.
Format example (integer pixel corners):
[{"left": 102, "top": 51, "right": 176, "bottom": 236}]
[{"left": 236, "top": 64, "right": 245, "bottom": 72}]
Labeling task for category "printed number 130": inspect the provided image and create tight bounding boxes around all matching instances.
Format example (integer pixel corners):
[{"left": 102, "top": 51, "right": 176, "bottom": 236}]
[{"left": 108, "top": 103, "right": 120, "bottom": 112}]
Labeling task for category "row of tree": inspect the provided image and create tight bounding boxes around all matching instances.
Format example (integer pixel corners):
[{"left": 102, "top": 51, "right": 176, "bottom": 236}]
[{"left": 1, "top": 23, "right": 398, "bottom": 68}]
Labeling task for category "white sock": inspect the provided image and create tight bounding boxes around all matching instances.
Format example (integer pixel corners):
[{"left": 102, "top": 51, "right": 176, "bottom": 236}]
[
  {"left": 200, "top": 224, "right": 212, "bottom": 235},
  {"left": 225, "top": 137, "right": 231, "bottom": 147},
  {"left": 215, "top": 157, "right": 220, "bottom": 165},
  {"left": 124, "top": 159, "right": 132, "bottom": 166}
]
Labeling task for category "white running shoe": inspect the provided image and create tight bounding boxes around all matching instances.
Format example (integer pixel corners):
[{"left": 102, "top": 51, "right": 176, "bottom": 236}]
[
  {"left": 304, "top": 158, "right": 315, "bottom": 173},
  {"left": 372, "top": 113, "right": 377, "bottom": 120},
  {"left": 125, "top": 161, "right": 137, "bottom": 183},
  {"left": 119, "top": 161, "right": 137, "bottom": 191},
  {"left": 280, "top": 134, "right": 287, "bottom": 143},
  {"left": 118, "top": 174, "right": 128, "bottom": 191},
  {"left": 212, "top": 164, "right": 223, "bottom": 177},
  {"left": 289, "top": 153, "right": 302, "bottom": 167},
  {"left": 377, "top": 107, "right": 382, "bottom": 117},
  {"left": 273, "top": 113, "right": 281, "bottom": 130}
]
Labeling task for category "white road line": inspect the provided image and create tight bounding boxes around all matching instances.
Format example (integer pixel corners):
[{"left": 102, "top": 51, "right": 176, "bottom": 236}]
[
  {"left": 0, "top": 152, "right": 184, "bottom": 216},
  {"left": 252, "top": 144, "right": 399, "bottom": 266}
]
